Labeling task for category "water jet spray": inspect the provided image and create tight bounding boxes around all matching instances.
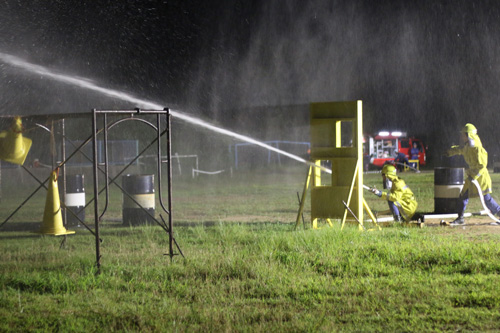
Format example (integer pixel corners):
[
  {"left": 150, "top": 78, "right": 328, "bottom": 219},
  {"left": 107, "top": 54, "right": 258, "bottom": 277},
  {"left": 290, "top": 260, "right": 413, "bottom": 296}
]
[{"left": 0, "top": 52, "right": 332, "bottom": 174}]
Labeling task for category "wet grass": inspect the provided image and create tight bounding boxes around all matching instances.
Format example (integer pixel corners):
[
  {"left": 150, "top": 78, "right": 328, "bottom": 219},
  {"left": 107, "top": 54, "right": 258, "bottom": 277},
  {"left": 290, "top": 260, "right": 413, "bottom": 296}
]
[{"left": 1, "top": 166, "right": 500, "bottom": 331}]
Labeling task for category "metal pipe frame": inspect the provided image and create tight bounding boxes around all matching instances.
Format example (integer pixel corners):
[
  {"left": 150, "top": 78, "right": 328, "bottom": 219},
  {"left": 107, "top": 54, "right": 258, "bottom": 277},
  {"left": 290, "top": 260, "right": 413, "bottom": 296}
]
[
  {"left": 0, "top": 121, "right": 95, "bottom": 232},
  {"left": 0, "top": 110, "right": 178, "bottom": 273},
  {"left": 92, "top": 108, "right": 177, "bottom": 273}
]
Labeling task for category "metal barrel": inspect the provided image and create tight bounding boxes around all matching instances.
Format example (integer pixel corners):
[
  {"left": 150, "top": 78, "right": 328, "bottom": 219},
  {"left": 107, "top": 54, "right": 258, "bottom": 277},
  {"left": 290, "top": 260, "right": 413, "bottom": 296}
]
[
  {"left": 65, "top": 174, "right": 85, "bottom": 226},
  {"left": 434, "top": 167, "right": 464, "bottom": 213},
  {"left": 122, "top": 174, "right": 155, "bottom": 226}
]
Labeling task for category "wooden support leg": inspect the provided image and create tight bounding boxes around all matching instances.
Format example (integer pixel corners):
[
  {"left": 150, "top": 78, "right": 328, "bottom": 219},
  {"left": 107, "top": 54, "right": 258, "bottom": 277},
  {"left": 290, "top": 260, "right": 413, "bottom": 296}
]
[{"left": 294, "top": 166, "right": 312, "bottom": 230}]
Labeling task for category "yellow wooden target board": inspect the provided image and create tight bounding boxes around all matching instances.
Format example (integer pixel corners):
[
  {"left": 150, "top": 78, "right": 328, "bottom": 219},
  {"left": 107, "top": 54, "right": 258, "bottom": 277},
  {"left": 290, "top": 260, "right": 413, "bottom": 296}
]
[{"left": 295, "top": 101, "right": 379, "bottom": 230}]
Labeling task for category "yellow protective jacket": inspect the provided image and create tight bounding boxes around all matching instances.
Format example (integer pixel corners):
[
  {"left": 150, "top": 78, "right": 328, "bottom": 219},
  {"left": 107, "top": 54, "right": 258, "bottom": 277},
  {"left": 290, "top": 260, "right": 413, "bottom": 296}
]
[
  {"left": 381, "top": 176, "right": 418, "bottom": 221},
  {"left": 447, "top": 133, "right": 492, "bottom": 197}
]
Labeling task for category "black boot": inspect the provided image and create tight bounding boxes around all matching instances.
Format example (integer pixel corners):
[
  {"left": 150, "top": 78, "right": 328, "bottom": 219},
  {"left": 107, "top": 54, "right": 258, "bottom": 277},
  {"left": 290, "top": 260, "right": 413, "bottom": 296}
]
[
  {"left": 393, "top": 215, "right": 402, "bottom": 222},
  {"left": 450, "top": 216, "right": 465, "bottom": 225},
  {"left": 491, "top": 215, "right": 500, "bottom": 226}
]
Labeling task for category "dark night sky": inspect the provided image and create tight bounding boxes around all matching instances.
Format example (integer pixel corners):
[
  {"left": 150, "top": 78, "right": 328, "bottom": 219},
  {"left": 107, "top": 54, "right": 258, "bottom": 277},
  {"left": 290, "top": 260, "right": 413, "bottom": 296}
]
[{"left": 1, "top": 0, "right": 500, "bottom": 158}]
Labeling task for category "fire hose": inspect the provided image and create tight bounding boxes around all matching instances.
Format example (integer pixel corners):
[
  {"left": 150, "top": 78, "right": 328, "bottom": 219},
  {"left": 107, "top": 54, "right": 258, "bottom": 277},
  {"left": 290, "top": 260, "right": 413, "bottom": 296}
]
[
  {"left": 362, "top": 184, "right": 373, "bottom": 191},
  {"left": 471, "top": 179, "right": 500, "bottom": 224},
  {"left": 363, "top": 184, "right": 383, "bottom": 198},
  {"left": 365, "top": 180, "right": 500, "bottom": 224},
  {"left": 394, "top": 161, "right": 421, "bottom": 173}
]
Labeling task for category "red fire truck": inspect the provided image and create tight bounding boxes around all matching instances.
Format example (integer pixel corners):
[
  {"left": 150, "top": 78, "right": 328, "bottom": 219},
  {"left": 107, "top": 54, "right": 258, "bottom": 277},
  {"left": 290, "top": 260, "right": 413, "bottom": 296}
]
[{"left": 364, "top": 131, "right": 427, "bottom": 169}]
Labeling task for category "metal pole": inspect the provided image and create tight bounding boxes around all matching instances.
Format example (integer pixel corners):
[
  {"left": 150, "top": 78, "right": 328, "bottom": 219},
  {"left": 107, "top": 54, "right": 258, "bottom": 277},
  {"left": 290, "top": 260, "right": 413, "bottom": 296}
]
[
  {"left": 61, "top": 119, "right": 67, "bottom": 227},
  {"left": 342, "top": 200, "right": 366, "bottom": 231},
  {"left": 100, "top": 114, "right": 110, "bottom": 220},
  {"left": 59, "top": 119, "right": 68, "bottom": 248},
  {"left": 166, "top": 110, "right": 174, "bottom": 260},
  {"left": 235, "top": 145, "right": 238, "bottom": 169},
  {"left": 92, "top": 109, "right": 101, "bottom": 273}
]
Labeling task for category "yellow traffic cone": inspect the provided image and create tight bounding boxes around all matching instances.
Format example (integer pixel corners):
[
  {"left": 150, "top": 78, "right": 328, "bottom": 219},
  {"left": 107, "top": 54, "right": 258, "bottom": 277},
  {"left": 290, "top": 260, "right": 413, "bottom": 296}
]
[
  {"left": 37, "top": 170, "right": 75, "bottom": 236},
  {"left": 0, "top": 117, "right": 32, "bottom": 165}
]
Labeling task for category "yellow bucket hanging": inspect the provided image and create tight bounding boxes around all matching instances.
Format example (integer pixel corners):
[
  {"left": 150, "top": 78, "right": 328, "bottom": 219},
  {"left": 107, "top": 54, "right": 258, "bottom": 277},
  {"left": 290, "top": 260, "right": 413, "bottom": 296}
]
[{"left": 0, "top": 117, "right": 32, "bottom": 165}]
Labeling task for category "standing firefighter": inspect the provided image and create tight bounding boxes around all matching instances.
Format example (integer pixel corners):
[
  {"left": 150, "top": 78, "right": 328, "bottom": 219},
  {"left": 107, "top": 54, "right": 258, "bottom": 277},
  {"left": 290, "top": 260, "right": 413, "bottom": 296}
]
[
  {"left": 369, "top": 164, "right": 418, "bottom": 222},
  {"left": 446, "top": 123, "right": 500, "bottom": 226}
]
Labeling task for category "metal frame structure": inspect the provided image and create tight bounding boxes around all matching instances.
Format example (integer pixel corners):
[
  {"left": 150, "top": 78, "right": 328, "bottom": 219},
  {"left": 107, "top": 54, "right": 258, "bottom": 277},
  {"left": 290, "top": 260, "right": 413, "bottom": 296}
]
[
  {"left": 91, "top": 108, "right": 181, "bottom": 272},
  {"left": 0, "top": 109, "right": 182, "bottom": 273},
  {"left": 0, "top": 118, "right": 73, "bottom": 230}
]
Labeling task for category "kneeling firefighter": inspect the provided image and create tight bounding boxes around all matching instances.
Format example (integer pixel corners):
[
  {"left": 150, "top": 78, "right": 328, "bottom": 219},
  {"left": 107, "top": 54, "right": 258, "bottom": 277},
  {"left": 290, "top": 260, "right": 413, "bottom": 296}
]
[{"left": 369, "top": 164, "right": 418, "bottom": 222}]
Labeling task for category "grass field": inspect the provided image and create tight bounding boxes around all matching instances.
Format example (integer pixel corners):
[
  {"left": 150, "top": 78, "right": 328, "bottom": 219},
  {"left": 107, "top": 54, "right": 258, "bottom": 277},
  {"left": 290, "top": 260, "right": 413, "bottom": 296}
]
[{"left": 1, "top": 166, "right": 500, "bottom": 331}]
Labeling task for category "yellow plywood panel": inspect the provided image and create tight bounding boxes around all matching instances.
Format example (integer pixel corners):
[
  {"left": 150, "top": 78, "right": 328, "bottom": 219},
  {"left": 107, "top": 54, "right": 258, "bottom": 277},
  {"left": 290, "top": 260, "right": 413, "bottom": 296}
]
[
  {"left": 310, "top": 147, "right": 358, "bottom": 159},
  {"left": 311, "top": 186, "right": 360, "bottom": 219},
  {"left": 331, "top": 158, "right": 357, "bottom": 186},
  {"left": 309, "top": 100, "right": 364, "bottom": 225},
  {"left": 310, "top": 102, "right": 359, "bottom": 119},
  {"left": 310, "top": 119, "right": 338, "bottom": 148}
]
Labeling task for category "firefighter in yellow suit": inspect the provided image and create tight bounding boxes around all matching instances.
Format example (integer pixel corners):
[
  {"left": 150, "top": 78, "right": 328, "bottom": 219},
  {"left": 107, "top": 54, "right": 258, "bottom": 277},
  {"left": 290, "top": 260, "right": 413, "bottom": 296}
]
[
  {"left": 447, "top": 123, "right": 500, "bottom": 225},
  {"left": 369, "top": 164, "right": 418, "bottom": 222}
]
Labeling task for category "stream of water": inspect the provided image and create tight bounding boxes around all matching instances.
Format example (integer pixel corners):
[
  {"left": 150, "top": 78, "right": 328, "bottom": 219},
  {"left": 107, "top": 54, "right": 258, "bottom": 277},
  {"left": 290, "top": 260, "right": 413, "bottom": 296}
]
[{"left": 0, "top": 52, "right": 332, "bottom": 174}]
